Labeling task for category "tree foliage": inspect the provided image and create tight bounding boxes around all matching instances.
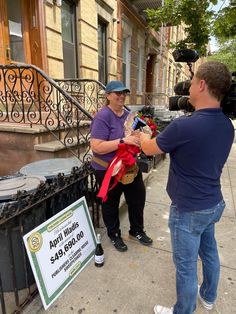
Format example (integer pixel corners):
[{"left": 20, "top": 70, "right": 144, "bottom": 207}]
[
  {"left": 213, "top": 1, "right": 236, "bottom": 40},
  {"left": 208, "top": 40, "right": 236, "bottom": 71},
  {"left": 209, "top": 1, "right": 236, "bottom": 71},
  {"left": 146, "top": 0, "right": 236, "bottom": 56}
]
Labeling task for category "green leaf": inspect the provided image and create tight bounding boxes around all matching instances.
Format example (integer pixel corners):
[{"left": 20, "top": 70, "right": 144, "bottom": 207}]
[{"left": 145, "top": 0, "right": 235, "bottom": 57}]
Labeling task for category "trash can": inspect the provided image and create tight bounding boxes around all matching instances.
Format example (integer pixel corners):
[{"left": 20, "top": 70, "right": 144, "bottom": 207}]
[
  {"left": 0, "top": 175, "right": 46, "bottom": 291},
  {"left": 19, "top": 157, "right": 82, "bottom": 180},
  {"left": 19, "top": 158, "right": 83, "bottom": 219}
]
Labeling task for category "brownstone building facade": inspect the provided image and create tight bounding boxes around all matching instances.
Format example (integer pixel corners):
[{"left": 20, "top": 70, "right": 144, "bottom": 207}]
[{"left": 0, "top": 0, "right": 199, "bottom": 175}]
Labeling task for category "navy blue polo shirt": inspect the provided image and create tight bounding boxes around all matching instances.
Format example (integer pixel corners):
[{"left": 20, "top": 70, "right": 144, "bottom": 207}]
[{"left": 157, "top": 108, "right": 234, "bottom": 212}]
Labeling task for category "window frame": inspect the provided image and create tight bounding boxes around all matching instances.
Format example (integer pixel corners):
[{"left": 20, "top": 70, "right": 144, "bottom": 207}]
[
  {"left": 136, "top": 45, "right": 144, "bottom": 94},
  {"left": 61, "top": 0, "right": 78, "bottom": 78},
  {"left": 98, "top": 17, "right": 107, "bottom": 84},
  {"left": 122, "top": 34, "right": 131, "bottom": 88}
]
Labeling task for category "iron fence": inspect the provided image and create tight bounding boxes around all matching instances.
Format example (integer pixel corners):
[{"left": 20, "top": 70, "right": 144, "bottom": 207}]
[
  {"left": 55, "top": 78, "right": 106, "bottom": 117},
  {"left": 0, "top": 65, "right": 167, "bottom": 314},
  {"left": 0, "top": 65, "right": 106, "bottom": 162},
  {"left": 0, "top": 163, "right": 101, "bottom": 314}
]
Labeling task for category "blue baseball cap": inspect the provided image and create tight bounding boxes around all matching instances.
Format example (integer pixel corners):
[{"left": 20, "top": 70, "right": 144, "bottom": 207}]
[{"left": 105, "top": 80, "right": 130, "bottom": 93}]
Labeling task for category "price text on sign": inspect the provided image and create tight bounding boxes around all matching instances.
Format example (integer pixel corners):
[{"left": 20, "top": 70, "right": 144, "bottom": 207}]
[{"left": 23, "top": 197, "right": 96, "bottom": 310}]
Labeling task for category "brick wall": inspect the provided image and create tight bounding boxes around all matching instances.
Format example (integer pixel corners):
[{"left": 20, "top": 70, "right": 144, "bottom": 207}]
[
  {"left": 43, "top": 0, "right": 117, "bottom": 80},
  {"left": 45, "top": 4, "right": 64, "bottom": 78}
]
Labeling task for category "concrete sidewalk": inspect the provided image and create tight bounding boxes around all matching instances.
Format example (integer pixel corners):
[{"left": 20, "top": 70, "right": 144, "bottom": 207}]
[{"left": 23, "top": 144, "right": 236, "bottom": 314}]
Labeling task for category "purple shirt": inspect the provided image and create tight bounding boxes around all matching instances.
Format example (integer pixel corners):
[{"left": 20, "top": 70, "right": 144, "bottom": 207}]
[{"left": 90, "top": 106, "right": 130, "bottom": 170}]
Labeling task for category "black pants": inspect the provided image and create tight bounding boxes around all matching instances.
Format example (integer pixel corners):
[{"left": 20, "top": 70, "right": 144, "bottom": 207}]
[{"left": 95, "top": 169, "right": 146, "bottom": 238}]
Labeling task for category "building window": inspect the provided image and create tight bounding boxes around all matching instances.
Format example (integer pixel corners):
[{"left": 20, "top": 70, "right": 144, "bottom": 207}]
[
  {"left": 168, "top": 65, "right": 172, "bottom": 95},
  {"left": 122, "top": 35, "right": 131, "bottom": 88},
  {"left": 172, "top": 69, "right": 176, "bottom": 92},
  {"left": 162, "top": 63, "right": 167, "bottom": 94},
  {"left": 137, "top": 46, "right": 144, "bottom": 93},
  {"left": 98, "top": 19, "right": 107, "bottom": 84},
  {"left": 62, "top": 0, "right": 78, "bottom": 78},
  {"left": 155, "top": 60, "right": 161, "bottom": 92},
  {"left": 6, "top": 0, "right": 25, "bottom": 62}
]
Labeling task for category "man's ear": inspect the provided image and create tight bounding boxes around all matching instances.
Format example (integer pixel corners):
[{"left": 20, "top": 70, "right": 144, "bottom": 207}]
[{"left": 199, "top": 79, "right": 206, "bottom": 92}]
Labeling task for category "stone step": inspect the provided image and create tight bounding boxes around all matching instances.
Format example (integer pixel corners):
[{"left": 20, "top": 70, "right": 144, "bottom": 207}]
[
  {"left": 0, "top": 120, "right": 91, "bottom": 133},
  {"left": 34, "top": 137, "right": 89, "bottom": 152},
  {"left": 0, "top": 121, "right": 91, "bottom": 147}
]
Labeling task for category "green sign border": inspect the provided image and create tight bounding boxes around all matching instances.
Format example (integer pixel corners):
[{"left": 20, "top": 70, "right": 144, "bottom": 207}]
[{"left": 27, "top": 198, "right": 96, "bottom": 306}]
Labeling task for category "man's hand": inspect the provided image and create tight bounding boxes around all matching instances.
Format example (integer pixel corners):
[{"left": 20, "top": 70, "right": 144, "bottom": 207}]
[
  {"left": 140, "top": 130, "right": 151, "bottom": 142},
  {"left": 139, "top": 131, "right": 163, "bottom": 156}
]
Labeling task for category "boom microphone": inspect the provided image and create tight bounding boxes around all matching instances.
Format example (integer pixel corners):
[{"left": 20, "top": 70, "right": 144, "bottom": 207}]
[{"left": 172, "top": 49, "right": 199, "bottom": 63}]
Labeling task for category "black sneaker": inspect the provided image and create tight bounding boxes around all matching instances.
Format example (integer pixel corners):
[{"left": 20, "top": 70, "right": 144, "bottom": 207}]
[
  {"left": 110, "top": 236, "right": 128, "bottom": 252},
  {"left": 129, "top": 231, "right": 153, "bottom": 246}
]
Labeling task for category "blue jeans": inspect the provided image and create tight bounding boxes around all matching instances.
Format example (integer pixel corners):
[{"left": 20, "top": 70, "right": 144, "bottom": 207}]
[{"left": 168, "top": 200, "right": 225, "bottom": 314}]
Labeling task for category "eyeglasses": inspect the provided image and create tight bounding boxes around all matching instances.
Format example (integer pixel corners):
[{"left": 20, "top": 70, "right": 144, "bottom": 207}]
[{"left": 111, "top": 91, "right": 128, "bottom": 96}]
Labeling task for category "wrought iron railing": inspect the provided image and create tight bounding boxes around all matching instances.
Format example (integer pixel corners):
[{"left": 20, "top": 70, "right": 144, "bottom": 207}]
[
  {"left": 0, "top": 65, "right": 105, "bottom": 313},
  {"left": 55, "top": 78, "right": 106, "bottom": 117},
  {"left": 0, "top": 65, "right": 106, "bottom": 162},
  {"left": 0, "top": 163, "right": 100, "bottom": 314},
  {"left": 0, "top": 66, "right": 167, "bottom": 314}
]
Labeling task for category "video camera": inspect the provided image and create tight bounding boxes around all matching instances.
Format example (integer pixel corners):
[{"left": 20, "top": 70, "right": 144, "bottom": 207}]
[{"left": 168, "top": 49, "right": 236, "bottom": 119}]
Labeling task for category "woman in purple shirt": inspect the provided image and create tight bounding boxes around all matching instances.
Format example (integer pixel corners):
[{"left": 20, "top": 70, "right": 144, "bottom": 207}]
[{"left": 90, "top": 80, "right": 152, "bottom": 252}]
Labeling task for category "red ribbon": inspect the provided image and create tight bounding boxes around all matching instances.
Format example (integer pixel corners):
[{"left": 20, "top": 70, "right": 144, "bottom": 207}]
[{"left": 97, "top": 143, "right": 140, "bottom": 202}]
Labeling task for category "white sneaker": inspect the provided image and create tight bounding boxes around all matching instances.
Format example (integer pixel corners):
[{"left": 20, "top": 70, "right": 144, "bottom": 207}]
[
  {"left": 154, "top": 305, "right": 173, "bottom": 314},
  {"left": 198, "top": 286, "right": 214, "bottom": 310}
]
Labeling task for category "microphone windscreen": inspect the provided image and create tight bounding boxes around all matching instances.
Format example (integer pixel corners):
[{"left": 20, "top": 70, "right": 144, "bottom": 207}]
[{"left": 172, "top": 49, "right": 199, "bottom": 63}]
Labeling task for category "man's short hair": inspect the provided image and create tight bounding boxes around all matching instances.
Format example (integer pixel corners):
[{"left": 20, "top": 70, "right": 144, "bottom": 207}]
[{"left": 195, "top": 61, "right": 231, "bottom": 101}]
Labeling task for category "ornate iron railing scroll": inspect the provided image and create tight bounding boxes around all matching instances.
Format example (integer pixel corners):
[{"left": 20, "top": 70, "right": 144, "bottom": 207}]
[
  {"left": 55, "top": 78, "right": 106, "bottom": 117},
  {"left": 0, "top": 65, "right": 106, "bottom": 163}
]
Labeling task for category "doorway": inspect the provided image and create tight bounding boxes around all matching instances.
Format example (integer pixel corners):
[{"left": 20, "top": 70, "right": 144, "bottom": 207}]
[
  {"left": 146, "top": 54, "right": 157, "bottom": 93},
  {"left": 0, "top": 0, "right": 46, "bottom": 69}
]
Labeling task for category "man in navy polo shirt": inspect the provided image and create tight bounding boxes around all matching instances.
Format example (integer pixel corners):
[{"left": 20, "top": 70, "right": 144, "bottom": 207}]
[{"left": 140, "top": 61, "right": 234, "bottom": 314}]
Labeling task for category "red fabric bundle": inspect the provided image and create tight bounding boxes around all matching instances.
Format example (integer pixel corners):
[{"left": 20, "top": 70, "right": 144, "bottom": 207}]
[{"left": 97, "top": 143, "right": 140, "bottom": 202}]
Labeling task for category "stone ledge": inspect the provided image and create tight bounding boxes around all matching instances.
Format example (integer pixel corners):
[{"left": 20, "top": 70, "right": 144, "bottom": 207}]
[
  {"left": 0, "top": 124, "right": 47, "bottom": 134},
  {"left": 34, "top": 137, "right": 89, "bottom": 152},
  {"left": 0, "top": 120, "right": 91, "bottom": 134}
]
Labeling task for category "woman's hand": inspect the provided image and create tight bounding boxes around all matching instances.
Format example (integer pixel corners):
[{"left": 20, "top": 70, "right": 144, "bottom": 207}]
[
  {"left": 91, "top": 132, "right": 141, "bottom": 155},
  {"left": 139, "top": 131, "right": 151, "bottom": 142},
  {"left": 123, "top": 134, "right": 140, "bottom": 147},
  {"left": 139, "top": 131, "right": 163, "bottom": 156}
]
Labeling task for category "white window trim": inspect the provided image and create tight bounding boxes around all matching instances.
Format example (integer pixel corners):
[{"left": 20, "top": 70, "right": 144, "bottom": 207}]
[
  {"left": 137, "top": 46, "right": 144, "bottom": 93},
  {"left": 122, "top": 18, "right": 132, "bottom": 89},
  {"left": 136, "top": 32, "right": 145, "bottom": 94},
  {"left": 162, "top": 63, "right": 167, "bottom": 94}
]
